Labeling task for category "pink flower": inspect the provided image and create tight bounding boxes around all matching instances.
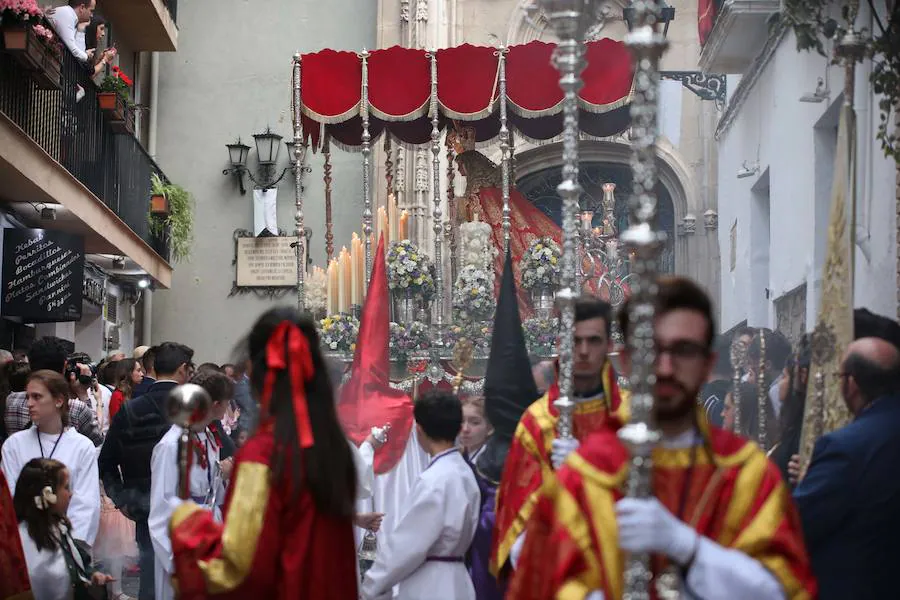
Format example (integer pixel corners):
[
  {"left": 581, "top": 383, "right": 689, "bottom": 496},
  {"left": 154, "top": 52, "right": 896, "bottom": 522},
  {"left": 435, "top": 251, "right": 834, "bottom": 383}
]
[{"left": 0, "top": 0, "right": 43, "bottom": 21}]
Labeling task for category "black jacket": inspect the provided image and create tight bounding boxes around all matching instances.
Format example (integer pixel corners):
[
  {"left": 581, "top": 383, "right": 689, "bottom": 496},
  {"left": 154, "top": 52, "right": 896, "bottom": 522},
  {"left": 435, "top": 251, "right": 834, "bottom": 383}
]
[
  {"left": 794, "top": 395, "right": 900, "bottom": 599},
  {"left": 98, "top": 381, "right": 176, "bottom": 520}
]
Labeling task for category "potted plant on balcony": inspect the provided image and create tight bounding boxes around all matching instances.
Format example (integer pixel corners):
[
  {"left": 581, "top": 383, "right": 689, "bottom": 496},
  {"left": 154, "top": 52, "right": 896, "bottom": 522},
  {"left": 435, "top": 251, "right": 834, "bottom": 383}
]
[
  {"left": 98, "top": 66, "right": 135, "bottom": 135},
  {"left": 1, "top": 0, "right": 42, "bottom": 49},
  {"left": 150, "top": 173, "right": 169, "bottom": 215},
  {"left": 149, "top": 174, "right": 194, "bottom": 263},
  {"left": 1, "top": 2, "right": 60, "bottom": 89}
]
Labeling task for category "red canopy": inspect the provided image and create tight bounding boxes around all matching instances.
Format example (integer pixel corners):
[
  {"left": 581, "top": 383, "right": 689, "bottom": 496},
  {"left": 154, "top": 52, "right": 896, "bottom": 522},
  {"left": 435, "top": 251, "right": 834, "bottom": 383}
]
[{"left": 300, "top": 38, "right": 634, "bottom": 150}]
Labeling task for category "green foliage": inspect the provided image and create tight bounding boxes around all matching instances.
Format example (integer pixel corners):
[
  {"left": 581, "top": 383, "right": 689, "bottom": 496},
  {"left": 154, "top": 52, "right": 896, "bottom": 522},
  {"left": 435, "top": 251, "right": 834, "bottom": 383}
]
[
  {"left": 149, "top": 173, "right": 194, "bottom": 263},
  {"left": 781, "top": 0, "right": 900, "bottom": 162}
]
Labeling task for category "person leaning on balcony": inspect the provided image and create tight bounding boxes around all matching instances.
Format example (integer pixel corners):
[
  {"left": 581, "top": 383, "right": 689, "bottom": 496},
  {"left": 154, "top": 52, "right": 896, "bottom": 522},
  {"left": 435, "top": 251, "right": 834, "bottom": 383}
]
[
  {"left": 84, "top": 15, "right": 116, "bottom": 79},
  {"left": 47, "top": 0, "right": 96, "bottom": 63}
]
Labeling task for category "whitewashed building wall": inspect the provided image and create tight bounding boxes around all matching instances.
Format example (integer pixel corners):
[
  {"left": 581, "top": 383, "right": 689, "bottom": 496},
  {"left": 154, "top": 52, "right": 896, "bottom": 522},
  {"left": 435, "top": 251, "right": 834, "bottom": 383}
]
[{"left": 715, "top": 11, "right": 897, "bottom": 336}]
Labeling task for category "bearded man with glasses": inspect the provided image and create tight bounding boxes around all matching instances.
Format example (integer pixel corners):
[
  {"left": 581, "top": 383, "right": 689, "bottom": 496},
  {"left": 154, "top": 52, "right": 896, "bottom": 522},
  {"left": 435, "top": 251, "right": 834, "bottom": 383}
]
[{"left": 510, "top": 276, "right": 816, "bottom": 600}]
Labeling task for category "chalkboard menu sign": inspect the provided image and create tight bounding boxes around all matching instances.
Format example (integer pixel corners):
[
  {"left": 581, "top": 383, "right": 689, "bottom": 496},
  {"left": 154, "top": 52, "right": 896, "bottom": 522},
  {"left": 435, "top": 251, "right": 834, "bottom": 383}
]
[{"left": 1, "top": 229, "right": 84, "bottom": 322}]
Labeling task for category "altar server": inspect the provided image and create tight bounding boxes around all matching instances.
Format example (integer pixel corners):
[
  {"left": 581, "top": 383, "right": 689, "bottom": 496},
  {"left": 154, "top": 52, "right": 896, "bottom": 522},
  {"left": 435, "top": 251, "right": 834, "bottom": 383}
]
[
  {"left": 2, "top": 370, "right": 100, "bottom": 548},
  {"left": 149, "top": 370, "right": 233, "bottom": 600},
  {"left": 362, "top": 390, "right": 480, "bottom": 600}
]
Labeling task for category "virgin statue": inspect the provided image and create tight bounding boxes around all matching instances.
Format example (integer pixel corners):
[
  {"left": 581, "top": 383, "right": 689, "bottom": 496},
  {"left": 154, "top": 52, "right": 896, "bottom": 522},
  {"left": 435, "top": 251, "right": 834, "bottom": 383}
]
[{"left": 450, "top": 125, "right": 562, "bottom": 314}]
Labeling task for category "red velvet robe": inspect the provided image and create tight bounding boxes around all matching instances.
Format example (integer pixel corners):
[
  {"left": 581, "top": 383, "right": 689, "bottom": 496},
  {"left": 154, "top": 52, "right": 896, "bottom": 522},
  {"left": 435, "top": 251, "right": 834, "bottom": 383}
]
[
  {"left": 169, "top": 425, "right": 358, "bottom": 600},
  {"left": 509, "top": 420, "right": 818, "bottom": 600},
  {"left": 490, "top": 362, "right": 628, "bottom": 576},
  {"left": 0, "top": 470, "right": 32, "bottom": 600}
]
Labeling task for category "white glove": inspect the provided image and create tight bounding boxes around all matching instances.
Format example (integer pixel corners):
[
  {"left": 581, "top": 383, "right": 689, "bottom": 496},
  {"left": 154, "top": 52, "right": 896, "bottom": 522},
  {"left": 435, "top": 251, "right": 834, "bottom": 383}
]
[
  {"left": 550, "top": 437, "right": 580, "bottom": 470},
  {"left": 585, "top": 592, "right": 606, "bottom": 600},
  {"left": 615, "top": 497, "right": 698, "bottom": 566}
]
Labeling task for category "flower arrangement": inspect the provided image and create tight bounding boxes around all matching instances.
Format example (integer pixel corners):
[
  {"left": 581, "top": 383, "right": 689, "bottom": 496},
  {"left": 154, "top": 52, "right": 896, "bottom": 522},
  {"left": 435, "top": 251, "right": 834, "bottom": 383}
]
[
  {"left": 452, "top": 265, "right": 495, "bottom": 323},
  {"left": 318, "top": 313, "right": 359, "bottom": 353},
  {"left": 443, "top": 322, "right": 493, "bottom": 354},
  {"left": 99, "top": 65, "right": 134, "bottom": 104},
  {"left": 0, "top": 0, "right": 42, "bottom": 24},
  {"left": 386, "top": 240, "right": 435, "bottom": 299},
  {"left": 389, "top": 321, "right": 430, "bottom": 359},
  {"left": 523, "top": 317, "right": 559, "bottom": 356},
  {"left": 521, "top": 237, "right": 562, "bottom": 291},
  {"left": 459, "top": 221, "right": 494, "bottom": 271},
  {"left": 305, "top": 268, "right": 327, "bottom": 315}
]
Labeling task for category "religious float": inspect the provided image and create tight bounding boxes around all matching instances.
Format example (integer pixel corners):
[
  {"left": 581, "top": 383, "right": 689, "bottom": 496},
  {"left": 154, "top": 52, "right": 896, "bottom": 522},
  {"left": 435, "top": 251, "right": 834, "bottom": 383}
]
[{"left": 287, "top": 37, "right": 641, "bottom": 394}]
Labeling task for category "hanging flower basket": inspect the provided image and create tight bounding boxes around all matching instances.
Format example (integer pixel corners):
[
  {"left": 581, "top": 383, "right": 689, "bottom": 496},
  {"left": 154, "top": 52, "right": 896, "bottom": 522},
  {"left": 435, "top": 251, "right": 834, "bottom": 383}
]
[
  {"left": 98, "top": 66, "right": 135, "bottom": 135},
  {"left": 1, "top": 23, "right": 61, "bottom": 90},
  {"left": 150, "top": 193, "right": 168, "bottom": 215},
  {"left": 97, "top": 92, "right": 134, "bottom": 135}
]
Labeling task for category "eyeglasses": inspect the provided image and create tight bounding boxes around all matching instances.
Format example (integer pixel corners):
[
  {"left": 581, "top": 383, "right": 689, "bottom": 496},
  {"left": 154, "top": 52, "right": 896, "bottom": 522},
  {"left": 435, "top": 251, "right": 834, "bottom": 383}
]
[{"left": 654, "top": 340, "right": 710, "bottom": 364}]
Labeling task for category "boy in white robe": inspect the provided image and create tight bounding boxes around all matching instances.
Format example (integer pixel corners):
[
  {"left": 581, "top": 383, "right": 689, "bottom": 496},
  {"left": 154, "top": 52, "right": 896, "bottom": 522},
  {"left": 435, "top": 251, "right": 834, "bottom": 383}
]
[
  {"left": 362, "top": 390, "right": 480, "bottom": 600},
  {"left": 148, "top": 372, "right": 232, "bottom": 600}
]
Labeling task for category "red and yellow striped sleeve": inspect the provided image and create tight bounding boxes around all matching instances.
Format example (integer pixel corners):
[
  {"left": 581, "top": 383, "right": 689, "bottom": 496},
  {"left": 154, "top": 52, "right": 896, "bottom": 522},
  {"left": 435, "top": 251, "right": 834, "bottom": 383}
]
[
  {"left": 720, "top": 450, "right": 818, "bottom": 600},
  {"left": 169, "top": 432, "right": 283, "bottom": 600},
  {"left": 491, "top": 396, "right": 555, "bottom": 575}
]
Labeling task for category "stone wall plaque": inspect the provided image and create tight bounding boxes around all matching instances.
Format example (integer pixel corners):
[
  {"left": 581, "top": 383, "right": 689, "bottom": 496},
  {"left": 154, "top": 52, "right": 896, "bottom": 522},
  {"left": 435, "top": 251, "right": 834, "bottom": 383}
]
[
  {"left": 236, "top": 235, "right": 299, "bottom": 287},
  {"left": 1, "top": 228, "right": 84, "bottom": 322}
]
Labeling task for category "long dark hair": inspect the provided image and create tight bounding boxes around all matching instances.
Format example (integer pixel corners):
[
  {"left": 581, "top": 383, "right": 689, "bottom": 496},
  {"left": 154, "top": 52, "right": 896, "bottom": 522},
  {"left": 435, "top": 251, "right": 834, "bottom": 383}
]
[
  {"left": 114, "top": 358, "right": 139, "bottom": 400},
  {"left": 246, "top": 307, "right": 356, "bottom": 517},
  {"left": 13, "top": 458, "right": 69, "bottom": 552},
  {"left": 84, "top": 15, "right": 105, "bottom": 52}
]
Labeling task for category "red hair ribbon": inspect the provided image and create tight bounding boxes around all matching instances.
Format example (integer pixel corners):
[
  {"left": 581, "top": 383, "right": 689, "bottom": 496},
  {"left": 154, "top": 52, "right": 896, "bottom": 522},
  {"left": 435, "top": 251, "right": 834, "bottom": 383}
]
[{"left": 261, "top": 321, "right": 316, "bottom": 449}]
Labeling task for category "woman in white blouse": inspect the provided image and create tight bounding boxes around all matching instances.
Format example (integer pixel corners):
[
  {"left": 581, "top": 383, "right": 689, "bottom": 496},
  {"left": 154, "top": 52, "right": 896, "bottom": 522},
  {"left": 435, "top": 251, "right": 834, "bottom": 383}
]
[
  {"left": 13, "top": 457, "right": 112, "bottom": 600},
  {"left": 1, "top": 370, "right": 101, "bottom": 549}
]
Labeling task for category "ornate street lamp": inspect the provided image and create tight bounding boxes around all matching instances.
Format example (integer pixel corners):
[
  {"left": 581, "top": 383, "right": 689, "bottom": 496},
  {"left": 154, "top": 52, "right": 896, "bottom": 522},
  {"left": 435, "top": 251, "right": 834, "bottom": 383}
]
[
  {"left": 223, "top": 128, "right": 302, "bottom": 195},
  {"left": 253, "top": 127, "right": 283, "bottom": 166}
]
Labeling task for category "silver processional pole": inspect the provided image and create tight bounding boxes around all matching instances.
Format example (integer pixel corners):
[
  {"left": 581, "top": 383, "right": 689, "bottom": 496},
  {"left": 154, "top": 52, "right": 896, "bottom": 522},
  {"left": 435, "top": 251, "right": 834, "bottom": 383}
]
[
  {"left": 617, "top": 0, "right": 669, "bottom": 596},
  {"left": 540, "top": 0, "right": 670, "bottom": 596},
  {"left": 538, "top": 0, "right": 596, "bottom": 441}
]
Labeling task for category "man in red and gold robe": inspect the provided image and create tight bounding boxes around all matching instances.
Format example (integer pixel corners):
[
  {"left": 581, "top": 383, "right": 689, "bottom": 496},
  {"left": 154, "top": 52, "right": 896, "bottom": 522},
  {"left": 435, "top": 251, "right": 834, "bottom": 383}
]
[
  {"left": 510, "top": 276, "right": 817, "bottom": 599},
  {"left": 491, "top": 297, "right": 629, "bottom": 577}
]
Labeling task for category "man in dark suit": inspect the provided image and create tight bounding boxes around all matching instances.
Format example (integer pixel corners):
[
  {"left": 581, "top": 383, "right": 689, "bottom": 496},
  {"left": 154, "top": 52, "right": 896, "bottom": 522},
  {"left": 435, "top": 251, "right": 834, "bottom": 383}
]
[
  {"left": 99, "top": 341, "right": 194, "bottom": 600},
  {"left": 794, "top": 336, "right": 900, "bottom": 600}
]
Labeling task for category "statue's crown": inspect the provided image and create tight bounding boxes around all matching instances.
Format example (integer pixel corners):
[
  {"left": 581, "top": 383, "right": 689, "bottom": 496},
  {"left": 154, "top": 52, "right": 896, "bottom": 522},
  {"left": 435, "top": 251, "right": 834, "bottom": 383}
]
[{"left": 449, "top": 124, "right": 476, "bottom": 154}]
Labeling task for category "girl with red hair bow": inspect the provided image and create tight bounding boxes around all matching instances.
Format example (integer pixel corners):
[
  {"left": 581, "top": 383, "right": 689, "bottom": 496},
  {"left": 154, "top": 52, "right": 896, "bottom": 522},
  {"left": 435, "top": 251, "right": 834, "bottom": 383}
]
[{"left": 168, "top": 308, "right": 359, "bottom": 599}]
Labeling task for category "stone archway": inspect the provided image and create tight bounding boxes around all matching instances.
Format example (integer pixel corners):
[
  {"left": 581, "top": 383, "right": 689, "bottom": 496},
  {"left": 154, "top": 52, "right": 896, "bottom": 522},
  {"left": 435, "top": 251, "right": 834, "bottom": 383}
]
[{"left": 513, "top": 139, "right": 695, "bottom": 273}]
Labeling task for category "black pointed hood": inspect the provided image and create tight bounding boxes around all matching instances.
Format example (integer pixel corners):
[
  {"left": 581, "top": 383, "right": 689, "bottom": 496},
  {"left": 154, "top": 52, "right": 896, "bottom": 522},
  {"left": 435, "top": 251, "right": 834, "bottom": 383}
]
[{"left": 477, "top": 249, "right": 541, "bottom": 481}]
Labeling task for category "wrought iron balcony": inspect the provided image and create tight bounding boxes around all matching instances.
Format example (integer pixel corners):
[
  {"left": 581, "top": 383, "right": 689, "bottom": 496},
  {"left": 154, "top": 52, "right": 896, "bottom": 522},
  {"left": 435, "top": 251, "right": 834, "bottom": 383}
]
[{"left": 0, "top": 43, "right": 169, "bottom": 263}]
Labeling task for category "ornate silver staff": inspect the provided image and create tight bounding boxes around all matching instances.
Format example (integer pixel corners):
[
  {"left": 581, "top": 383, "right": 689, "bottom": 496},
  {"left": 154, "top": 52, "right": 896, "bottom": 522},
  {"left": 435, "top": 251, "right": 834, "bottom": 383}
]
[
  {"left": 496, "top": 45, "right": 512, "bottom": 251},
  {"left": 729, "top": 334, "right": 747, "bottom": 434},
  {"left": 756, "top": 330, "right": 768, "bottom": 450},
  {"left": 428, "top": 49, "right": 445, "bottom": 327},
  {"left": 166, "top": 384, "right": 212, "bottom": 501},
  {"left": 291, "top": 54, "right": 309, "bottom": 313},
  {"left": 538, "top": 0, "right": 597, "bottom": 440},
  {"left": 616, "top": 0, "right": 669, "bottom": 596},
  {"left": 360, "top": 49, "right": 374, "bottom": 288}
]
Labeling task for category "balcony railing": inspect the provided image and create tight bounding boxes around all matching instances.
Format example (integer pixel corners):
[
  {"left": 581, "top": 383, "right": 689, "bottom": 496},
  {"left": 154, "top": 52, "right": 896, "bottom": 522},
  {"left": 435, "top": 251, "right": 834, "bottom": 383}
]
[{"left": 0, "top": 38, "right": 169, "bottom": 261}]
